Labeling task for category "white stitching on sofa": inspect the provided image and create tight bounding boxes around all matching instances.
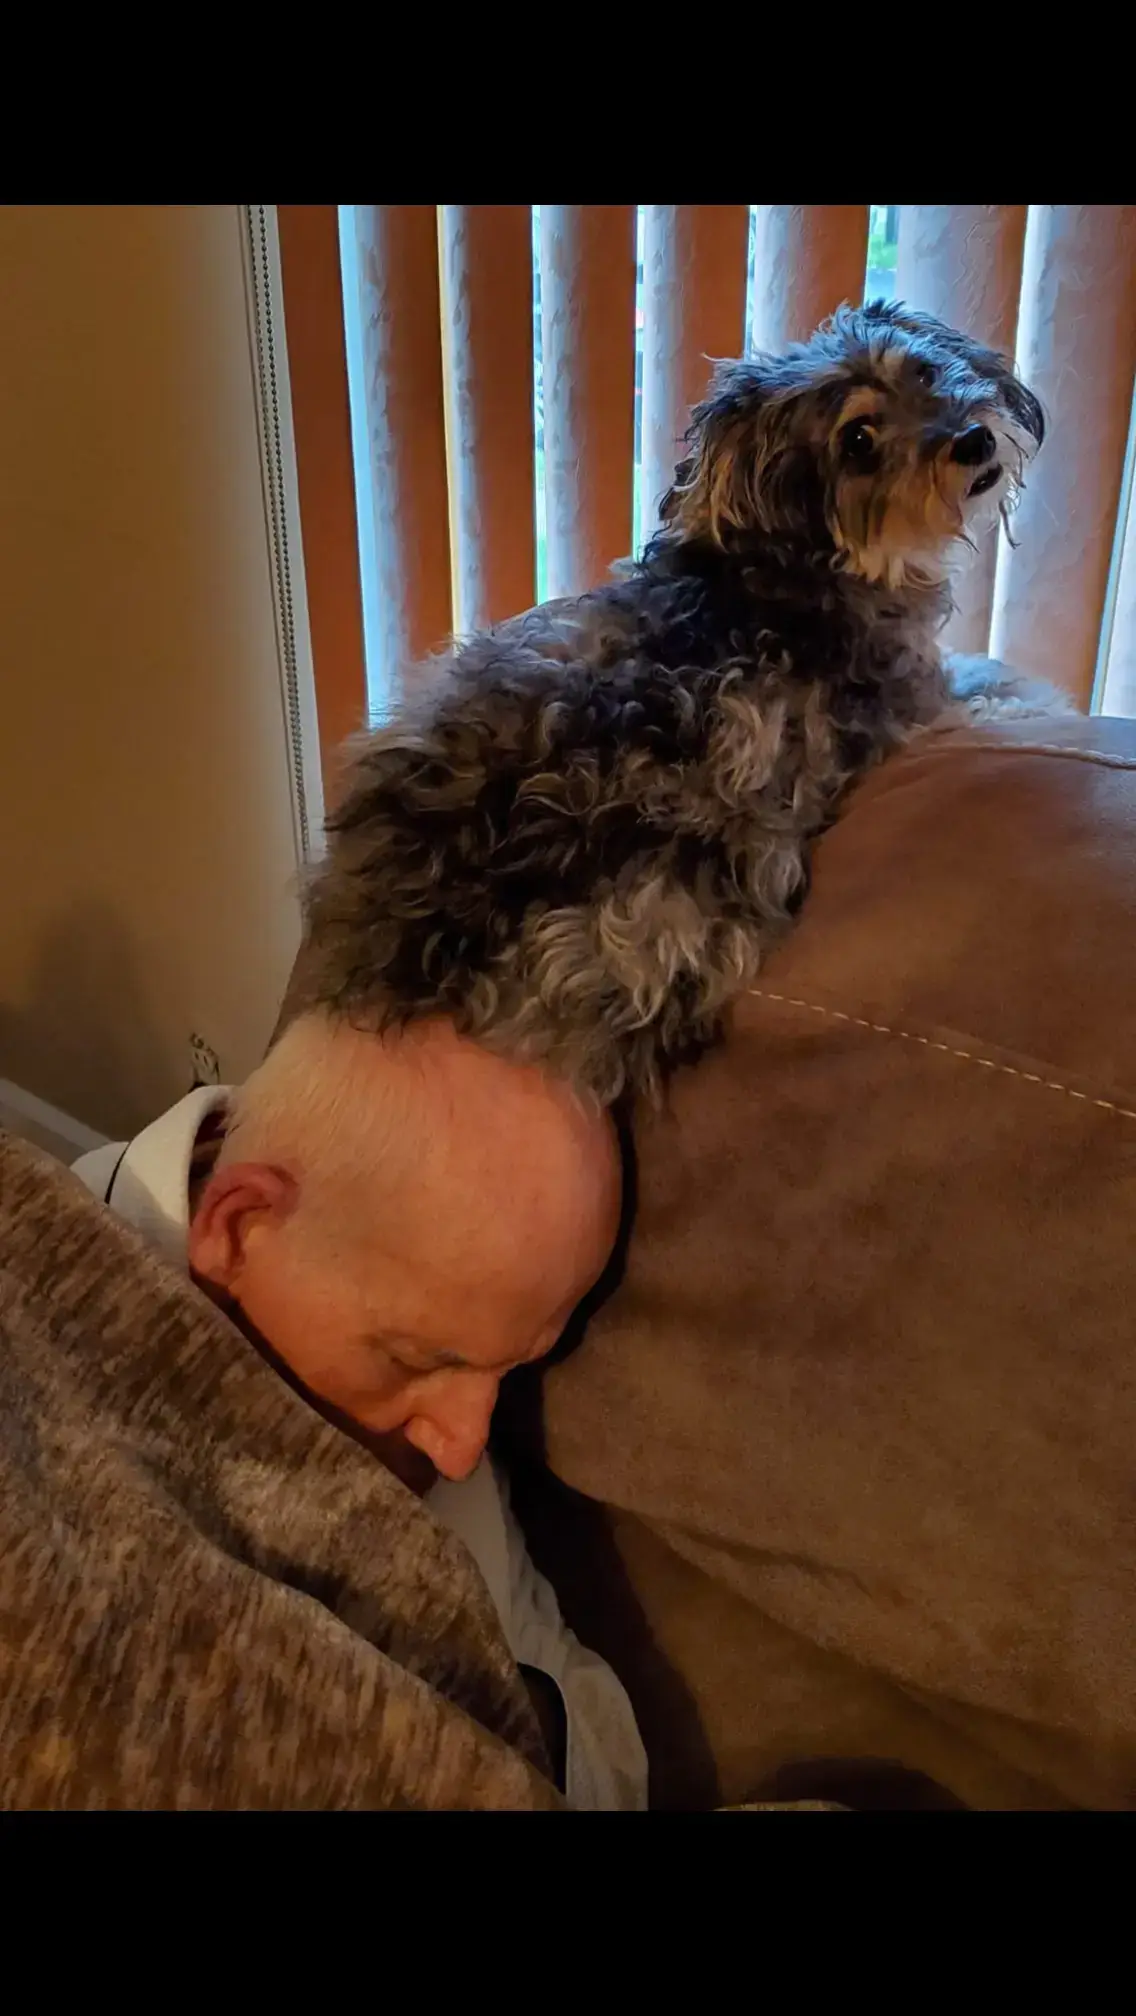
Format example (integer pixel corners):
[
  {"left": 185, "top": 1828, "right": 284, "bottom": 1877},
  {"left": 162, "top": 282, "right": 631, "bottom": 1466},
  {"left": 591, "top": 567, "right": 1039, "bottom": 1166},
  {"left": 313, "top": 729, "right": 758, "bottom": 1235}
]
[
  {"left": 965, "top": 741, "right": 1136, "bottom": 770},
  {"left": 747, "top": 990, "right": 1136, "bottom": 1122}
]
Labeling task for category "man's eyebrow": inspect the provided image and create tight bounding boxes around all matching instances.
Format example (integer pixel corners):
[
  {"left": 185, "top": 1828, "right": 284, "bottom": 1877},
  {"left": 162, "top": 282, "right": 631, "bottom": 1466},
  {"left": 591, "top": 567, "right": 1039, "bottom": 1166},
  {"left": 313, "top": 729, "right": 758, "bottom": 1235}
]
[
  {"left": 372, "top": 1336, "right": 469, "bottom": 1372},
  {"left": 379, "top": 1339, "right": 477, "bottom": 1372},
  {"left": 377, "top": 1335, "right": 541, "bottom": 1376},
  {"left": 417, "top": 1342, "right": 542, "bottom": 1376}
]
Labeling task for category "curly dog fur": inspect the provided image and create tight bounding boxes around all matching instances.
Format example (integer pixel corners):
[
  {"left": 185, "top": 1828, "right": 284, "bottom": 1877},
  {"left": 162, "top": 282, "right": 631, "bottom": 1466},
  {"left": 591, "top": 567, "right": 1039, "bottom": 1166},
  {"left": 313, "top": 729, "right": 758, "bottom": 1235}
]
[{"left": 303, "top": 299, "right": 1059, "bottom": 1104}]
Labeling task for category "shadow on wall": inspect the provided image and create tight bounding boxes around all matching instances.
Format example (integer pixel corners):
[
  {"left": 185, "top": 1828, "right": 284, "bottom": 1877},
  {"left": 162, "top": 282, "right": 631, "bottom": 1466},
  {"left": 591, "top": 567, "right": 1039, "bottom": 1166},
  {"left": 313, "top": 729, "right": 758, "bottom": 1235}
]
[{"left": 0, "top": 901, "right": 174, "bottom": 1143}]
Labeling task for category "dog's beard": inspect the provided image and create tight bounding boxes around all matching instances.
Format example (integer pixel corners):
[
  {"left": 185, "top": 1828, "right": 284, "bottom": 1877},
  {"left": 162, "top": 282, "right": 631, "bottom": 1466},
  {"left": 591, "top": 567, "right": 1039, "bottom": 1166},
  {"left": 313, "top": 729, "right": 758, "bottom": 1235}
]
[{"left": 834, "top": 484, "right": 964, "bottom": 591}]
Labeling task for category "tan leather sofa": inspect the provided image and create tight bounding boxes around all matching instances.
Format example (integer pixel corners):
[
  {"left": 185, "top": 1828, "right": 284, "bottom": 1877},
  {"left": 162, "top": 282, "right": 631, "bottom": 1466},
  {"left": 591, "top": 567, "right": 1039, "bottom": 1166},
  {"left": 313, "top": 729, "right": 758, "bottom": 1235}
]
[
  {"left": 497, "top": 712, "right": 1136, "bottom": 1810},
  {"left": 282, "top": 709, "right": 1136, "bottom": 1808}
]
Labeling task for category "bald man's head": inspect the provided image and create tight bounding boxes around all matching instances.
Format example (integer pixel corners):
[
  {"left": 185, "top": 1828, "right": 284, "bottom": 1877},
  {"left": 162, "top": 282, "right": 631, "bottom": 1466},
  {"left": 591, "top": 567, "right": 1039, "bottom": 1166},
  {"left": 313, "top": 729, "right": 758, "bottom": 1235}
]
[{"left": 187, "top": 1012, "right": 621, "bottom": 1487}]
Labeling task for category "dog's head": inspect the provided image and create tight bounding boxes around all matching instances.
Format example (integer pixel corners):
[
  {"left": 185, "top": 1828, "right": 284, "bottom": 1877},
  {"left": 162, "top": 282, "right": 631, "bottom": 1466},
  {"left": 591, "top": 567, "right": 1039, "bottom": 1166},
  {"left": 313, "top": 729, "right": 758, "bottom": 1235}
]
[{"left": 656, "top": 300, "right": 1044, "bottom": 589}]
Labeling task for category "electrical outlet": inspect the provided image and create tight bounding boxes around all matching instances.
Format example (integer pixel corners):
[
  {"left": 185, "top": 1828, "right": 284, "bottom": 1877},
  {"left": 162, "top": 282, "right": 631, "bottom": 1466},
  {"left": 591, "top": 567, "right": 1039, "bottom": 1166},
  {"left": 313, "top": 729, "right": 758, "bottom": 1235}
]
[{"left": 189, "top": 1033, "right": 221, "bottom": 1086}]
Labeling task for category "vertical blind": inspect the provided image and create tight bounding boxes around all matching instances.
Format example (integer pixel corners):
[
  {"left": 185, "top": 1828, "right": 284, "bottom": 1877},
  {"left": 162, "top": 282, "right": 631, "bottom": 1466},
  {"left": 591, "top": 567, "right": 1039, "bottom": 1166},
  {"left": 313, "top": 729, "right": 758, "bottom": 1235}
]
[
  {"left": 279, "top": 204, "right": 1136, "bottom": 787},
  {"left": 439, "top": 207, "right": 535, "bottom": 636},
  {"left": 539, "top": 206, "right": 638, "bottom": 605}
]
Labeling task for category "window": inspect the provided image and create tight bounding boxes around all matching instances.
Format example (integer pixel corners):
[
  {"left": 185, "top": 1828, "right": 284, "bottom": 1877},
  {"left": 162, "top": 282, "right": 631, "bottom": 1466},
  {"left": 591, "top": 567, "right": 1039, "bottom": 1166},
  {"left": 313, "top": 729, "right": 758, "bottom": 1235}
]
[
  {"left": 865, "top": 204, "right": 900, "bottom": 302},
  {"left": 331, "top": 203, "right": 1136, "bottom": 725}
]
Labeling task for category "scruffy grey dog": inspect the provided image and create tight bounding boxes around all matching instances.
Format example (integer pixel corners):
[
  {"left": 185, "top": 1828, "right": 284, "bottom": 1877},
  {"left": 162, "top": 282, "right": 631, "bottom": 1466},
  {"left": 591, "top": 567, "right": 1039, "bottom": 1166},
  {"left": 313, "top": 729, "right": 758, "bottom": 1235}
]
[{"left": 305, "top": 299, "right": 1064, "bottom": 1105}]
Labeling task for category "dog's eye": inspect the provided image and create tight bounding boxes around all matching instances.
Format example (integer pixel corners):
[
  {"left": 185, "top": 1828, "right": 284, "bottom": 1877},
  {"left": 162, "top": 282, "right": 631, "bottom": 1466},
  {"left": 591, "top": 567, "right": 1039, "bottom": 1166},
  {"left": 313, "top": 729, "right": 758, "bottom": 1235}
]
[
  {"left": 839, "top": 420, "right": 880, "bottom": 469},
  {"left": 914, "top": 360, "right": 936, "bottom": 386}
]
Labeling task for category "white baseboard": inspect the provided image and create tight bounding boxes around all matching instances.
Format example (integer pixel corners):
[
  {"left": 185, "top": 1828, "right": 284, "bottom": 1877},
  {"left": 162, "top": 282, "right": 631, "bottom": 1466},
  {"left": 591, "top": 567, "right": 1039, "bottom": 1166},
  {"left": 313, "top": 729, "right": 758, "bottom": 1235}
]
[{"left": 0, "top": 1080, "right": 110, "bottom": 1166}]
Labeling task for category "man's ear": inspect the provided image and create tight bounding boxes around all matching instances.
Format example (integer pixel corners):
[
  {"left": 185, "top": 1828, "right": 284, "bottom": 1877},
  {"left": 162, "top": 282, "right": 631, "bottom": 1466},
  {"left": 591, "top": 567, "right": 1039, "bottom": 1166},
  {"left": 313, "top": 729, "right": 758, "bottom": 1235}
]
[{"left": 187, "top": 1163, "right": 298, "bottom": 1293}]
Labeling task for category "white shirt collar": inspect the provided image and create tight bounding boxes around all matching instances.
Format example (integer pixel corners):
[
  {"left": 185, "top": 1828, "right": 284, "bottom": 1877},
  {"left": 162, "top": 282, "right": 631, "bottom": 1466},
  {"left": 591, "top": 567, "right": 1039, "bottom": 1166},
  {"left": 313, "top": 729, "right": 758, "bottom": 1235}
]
[{"left": 108, "top": 1085, "right": 231, "bottom": 1271}]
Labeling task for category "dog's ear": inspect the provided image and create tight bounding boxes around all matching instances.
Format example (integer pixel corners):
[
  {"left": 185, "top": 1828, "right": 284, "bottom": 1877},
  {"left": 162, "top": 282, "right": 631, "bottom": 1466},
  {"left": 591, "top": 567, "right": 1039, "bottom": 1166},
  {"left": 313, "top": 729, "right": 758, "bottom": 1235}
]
[
  {"left": 1000, "top": 371, "right": 1045, "bottom": 449},
  {"left": 859, "top": 296, "right": 914, "bottom": 331},
  {"left": 933, "top": 319, "right": 1045, "bottom": 451},
  {"left": 656, "top": 355, "right": 794, "bottom": 547},
  {"left": 656, "top": 452, "right": 697, "bottom": 528}
]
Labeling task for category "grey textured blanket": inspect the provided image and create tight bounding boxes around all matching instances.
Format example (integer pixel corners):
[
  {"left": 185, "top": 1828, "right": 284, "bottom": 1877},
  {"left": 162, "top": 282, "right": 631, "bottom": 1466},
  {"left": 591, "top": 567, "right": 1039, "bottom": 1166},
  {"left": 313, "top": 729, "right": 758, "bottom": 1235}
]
[{"left": 0, "top": 1130, "right": 559, "bottom": 1810}]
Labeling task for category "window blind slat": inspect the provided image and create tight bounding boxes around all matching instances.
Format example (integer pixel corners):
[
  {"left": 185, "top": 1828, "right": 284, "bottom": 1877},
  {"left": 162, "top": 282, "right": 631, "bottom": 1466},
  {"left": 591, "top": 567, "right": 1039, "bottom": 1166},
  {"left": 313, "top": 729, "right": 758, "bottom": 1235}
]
[
  {"left": 749, "top": 205, "right": 869, "bottom": 352},
  {"left": 640, "top": 204, "right": 750, "bottom": 537},
  {"left": 439, "top": 206, "right": 535, "bottom": 633},
  {"left": 540, "top": 205, "right": 637, "bottom": 599},
  {"left": 1098, "top": 386, "right": 1136, "bottom": 714},
  {"left": 895, "top": 204, "right": 1028, "bottom": 656},
  {"left": 350, "top": 205, "right": 452, "bottom": 695},
  {"left": 990, "top": 205, "right": 1136, "bottom": 709},
  {"left": 275, "top": 205, "right": 367, "bottom": 786}
]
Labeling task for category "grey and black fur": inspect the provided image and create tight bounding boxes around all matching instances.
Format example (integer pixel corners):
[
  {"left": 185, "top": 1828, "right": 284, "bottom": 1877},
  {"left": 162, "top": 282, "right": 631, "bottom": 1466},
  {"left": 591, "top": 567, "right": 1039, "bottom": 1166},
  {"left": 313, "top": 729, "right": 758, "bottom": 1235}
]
[{"left": 304, "top": 300, "right": 1061, "bottom": 1104}]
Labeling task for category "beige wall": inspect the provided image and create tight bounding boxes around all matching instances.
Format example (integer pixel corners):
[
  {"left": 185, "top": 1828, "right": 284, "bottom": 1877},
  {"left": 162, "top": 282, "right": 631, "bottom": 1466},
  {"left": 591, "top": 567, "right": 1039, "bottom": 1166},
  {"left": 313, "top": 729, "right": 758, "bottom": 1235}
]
[{"left": 0, "top": 205, "right": 304, "bottom": 1138}]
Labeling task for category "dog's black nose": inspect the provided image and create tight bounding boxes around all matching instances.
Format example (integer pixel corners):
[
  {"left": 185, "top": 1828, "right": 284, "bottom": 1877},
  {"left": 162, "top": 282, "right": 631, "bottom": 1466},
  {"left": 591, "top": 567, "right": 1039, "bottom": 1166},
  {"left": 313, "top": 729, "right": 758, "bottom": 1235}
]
[{"left": 951, "top": 424, "right": 997, "bottom": 467}]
